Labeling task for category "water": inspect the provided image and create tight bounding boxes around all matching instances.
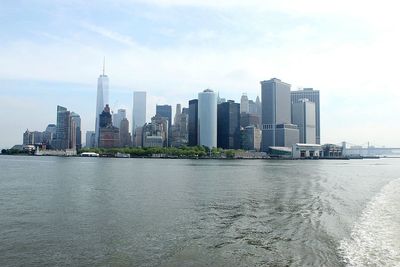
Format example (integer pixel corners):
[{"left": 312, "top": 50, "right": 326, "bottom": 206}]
[{"left": 0, "top": 156, "right": 399, "bottom": 266}]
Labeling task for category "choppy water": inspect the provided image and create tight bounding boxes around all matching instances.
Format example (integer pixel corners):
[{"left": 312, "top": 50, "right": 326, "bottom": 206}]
[{"left": 0, "top": 156, "right": 399, "bottom": 266}]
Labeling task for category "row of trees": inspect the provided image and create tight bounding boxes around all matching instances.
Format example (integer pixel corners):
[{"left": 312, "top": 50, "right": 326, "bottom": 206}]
[{"left": 79, "top": 146, "right": 237, "bottom": 158}]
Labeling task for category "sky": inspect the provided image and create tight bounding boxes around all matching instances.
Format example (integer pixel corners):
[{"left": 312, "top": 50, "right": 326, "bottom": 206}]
[{"left": 1, "top": 0, "right": 400, "bottom": 148}]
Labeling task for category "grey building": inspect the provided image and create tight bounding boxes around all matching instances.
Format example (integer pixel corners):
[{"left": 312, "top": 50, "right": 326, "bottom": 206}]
[
  {"left": 275, "top": 124, "right": 300, "bottom": 147},
  {"left": 217, "top": 100, "right": 241, "bottom": 149},
  {"left": 70, "top": 112, "right": 82, "bottom": 150},
  {"left": 52, "top": 105, "right": 71, "bottom": 150},
  {"left": 188, "top": 99, "right": 198, "bottom": 146},
  {"left": 261, "top": 78, "right": 299, "bottom": 151},
  {"left": 242, "top": 126, "right": 262, "bottom": 151},
  {"left": 292, "top": 99, "right": 316, "bottom": 144},
  {"left": 291, "top": 88, "right": 320, "bottom": 144},
  {"left": 85, "top": 131, "right": 96, "bottom": 148}
]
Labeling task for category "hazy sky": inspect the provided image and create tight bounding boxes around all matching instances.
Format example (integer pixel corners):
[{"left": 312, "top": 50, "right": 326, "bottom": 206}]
[{"left": 1, "top": 0, "right": 400, "bottom": 148}]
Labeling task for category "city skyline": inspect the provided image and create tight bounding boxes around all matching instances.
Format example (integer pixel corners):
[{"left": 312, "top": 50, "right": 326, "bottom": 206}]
[{"left": 1, "top": 1, "right": 400, "bottom": 148}]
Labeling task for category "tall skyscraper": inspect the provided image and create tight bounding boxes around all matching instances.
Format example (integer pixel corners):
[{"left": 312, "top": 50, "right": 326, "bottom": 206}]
[
  {"left": 188, "top": 99, "right": 198, "bottom": 146},
  {"left": 95, "top": 60, "right": 109, "bottom": 147},
  {"left": 217, "top": 100, "right": 241, "bottom": 149},
  {"left": 174, "top": 104, "right": 182, "bottom": 125},
  {"left": 119, "top": 118, "right": 132, "bottom": 147},
  {"left": 132, "top": 91, "right": 147, "bottom": 140},
  {"left": 52, "top": 105, "right": 79, "bottom": 150},
  {"left": 112, "top": 109, "right": 127, "bottom": 128},
  {"left": 261, "top": 78, "right": 299, "bottom": 151},
  {"left": 156, "top": 104, "right": 172, "bottom": 129},
  {"left": 240, "top": 93, "right": 249, "bottom": 114},
  {"left": 291, "top": 88, "right": 320, "bottom": 144},
  {"left": 198, "top": 89, "right": 217, "bottom": 148},
  {"left": 292, "top": 99, "right": 316, "bottom": 144},
  {"left": 70, "top": 112, "right": 82, "bottom": 150}
]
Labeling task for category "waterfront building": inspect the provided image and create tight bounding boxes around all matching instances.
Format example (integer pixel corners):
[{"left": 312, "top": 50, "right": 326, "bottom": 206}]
[
  {"left": 291, "top": 88, "right": 320, "bottom": 144},
  {"left": 198, "top": 89, "right": 217, "bottom": 148},
  {"left": 188, "top": 99, "right": 198, "bottom": 146},
  {"left": 85, "top": 131, "right": 96, "bottom": 148},
  {"left": 99, "top": 105, "right": 120, "bottom": 148},
  {"left": 217, "top": 100, "right": 241, "bottom": 149},
  {"left": 132, "top": 91, "right": 147, "bottom": 144},
  {"left": 242, "top": 126, "right": 262, "bottom": 151},
  {"left": 119, "top": 118, "right": 132, "bottom": 147},
  {"left": 112, "top": 109, "right": 127, "bottom": 128},
  {"left": 43, "top": 124, "right": 57, "bottom": 147},
  {"left": 261, "top": 78, "right": 299, "bottom": 151},
  {"left": 240, "top": 93, "right": 249, "bottom": 114},
  {"left": 52, "top": 105, "right": 79, "bottom": 150},
  {"left": 291, "top": 99, "right": 316, "bottom": 144},
  {"left": 95, "top": 61, "right": 109, "bottom": 147},
  {"left": 23, "top": 130, "right": 43, "bottom": 145},
  {"left": 142, "top": 115, "right": 168, "bottom": 147},
  {"left": 292, "top": 143, "right": 322, "bottom": 159}
]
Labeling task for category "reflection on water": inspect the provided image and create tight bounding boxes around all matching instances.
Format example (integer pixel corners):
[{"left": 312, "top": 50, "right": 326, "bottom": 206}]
[{"left": 0, "top": 156, "right": 399, "bottom": 266}]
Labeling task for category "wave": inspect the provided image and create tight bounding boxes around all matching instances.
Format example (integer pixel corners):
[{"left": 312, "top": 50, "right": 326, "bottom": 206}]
[{"left": 339, "top": 178, "right": 400, "bottom": 266}]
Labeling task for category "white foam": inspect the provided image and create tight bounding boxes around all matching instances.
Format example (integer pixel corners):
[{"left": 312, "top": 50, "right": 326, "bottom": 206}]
[{"left": 339, "top": 178, "right": 400, "bottom": 266}]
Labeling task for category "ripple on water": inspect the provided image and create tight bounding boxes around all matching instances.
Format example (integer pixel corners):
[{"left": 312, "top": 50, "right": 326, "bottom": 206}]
[{"left": 338, "top": 178, "right": 400, "bottom": 266}]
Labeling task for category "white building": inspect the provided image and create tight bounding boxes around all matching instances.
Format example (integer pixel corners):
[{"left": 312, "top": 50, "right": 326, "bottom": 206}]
[
  {"left": 95, "top": 61, "right": 109, "bottom": 147},
  {"left": 291, "top": 99, "right": 316, "bottom": 144},
  {"left": 198, "top": 89, "right": 217, "bottom": 148},
  {"left": 292, "top": 143, "right": 322, "bottom": 159},
  {"left": 132, "top": 91, "right": 147, "bottom": 139}
]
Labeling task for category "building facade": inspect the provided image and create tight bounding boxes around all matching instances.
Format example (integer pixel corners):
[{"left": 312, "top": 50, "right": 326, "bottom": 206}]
[
  {"left": 261, "top": 78, "right": 299, "bottom": 151},
  {"left": 198, "top": 89, "right": 217, "bottom": 148},
  {"left": 188, "top": 99, "right": 198, "bottom": 146},
  {"left": 99, "top": 105, "right": 120, "bottom": 148},
  {"left": 242, "top": 126, "right": 262, "bottom": 151},
  {"left": 156, "top": 104, "right": 172, "bottom": 129},
  {"left": 119, "top": 118, "right": 132, "bottom": 147},
  {"left": 291, "top": 99, "right": 316, "bottom": 144},
  {"left": 291, "top": 88, "right": 320, "bottom": 144},
  {"left": 240, "top": 93, "right": 249, "bottom": 114},
  {"left": 132, "top": 91, "right": 147, "bottom": 144},
  {"left": 217, "top": 100, "right": 241, "bottom": 149}
]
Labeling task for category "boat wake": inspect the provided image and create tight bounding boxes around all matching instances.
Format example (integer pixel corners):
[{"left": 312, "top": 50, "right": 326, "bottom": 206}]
[{"left": 339, "top": 178, "right": 400, "bottom": 266}]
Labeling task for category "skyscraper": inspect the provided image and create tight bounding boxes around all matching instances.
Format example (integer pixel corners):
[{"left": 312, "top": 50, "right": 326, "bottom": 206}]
[
  {"left": 70, "top": 112, "right": 82, "bottom": 150},
  {"left": 95, "top": 60, "right": 109, "bottom": 147},
  {"left": 261, "top": 78, "right": 299, "bottom": 151},
  {"left": 119, "top": 118, "right": 132, "bottom": 147},
  {"left": 188, "top": 99, "right": 198, "bottom": 146},
  {"left": 240, "top": 93, "right": 249, "bottom": 114},
  {"left": 112, "top": 109, "right": 127, "bottom": 128},
  {"left": 156, "top": 104, "right": 172, "bottom": 129},
  {"left": 292, "top": 99, "right": 316, "bottom": 144},
  {"left": 217, "top": 100, "right": 241, "bottom": 149},
  {"left": 291, "top": 88, "right": 320, "bottom": 144},
  {"left": 132, "top": 91, "right": 147, "bottom": 141},
  {"left": 99, "top": 105, "right": 120, "bottom": 148},
  {"left": 52, "top": 105, "right": 79, "bottom": 150},
  {"left": 198, "top": 89, "right": 217, "bottom": 148},
  {"left": 174, "top": 104, "right": 182, "bottom": 126}
]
